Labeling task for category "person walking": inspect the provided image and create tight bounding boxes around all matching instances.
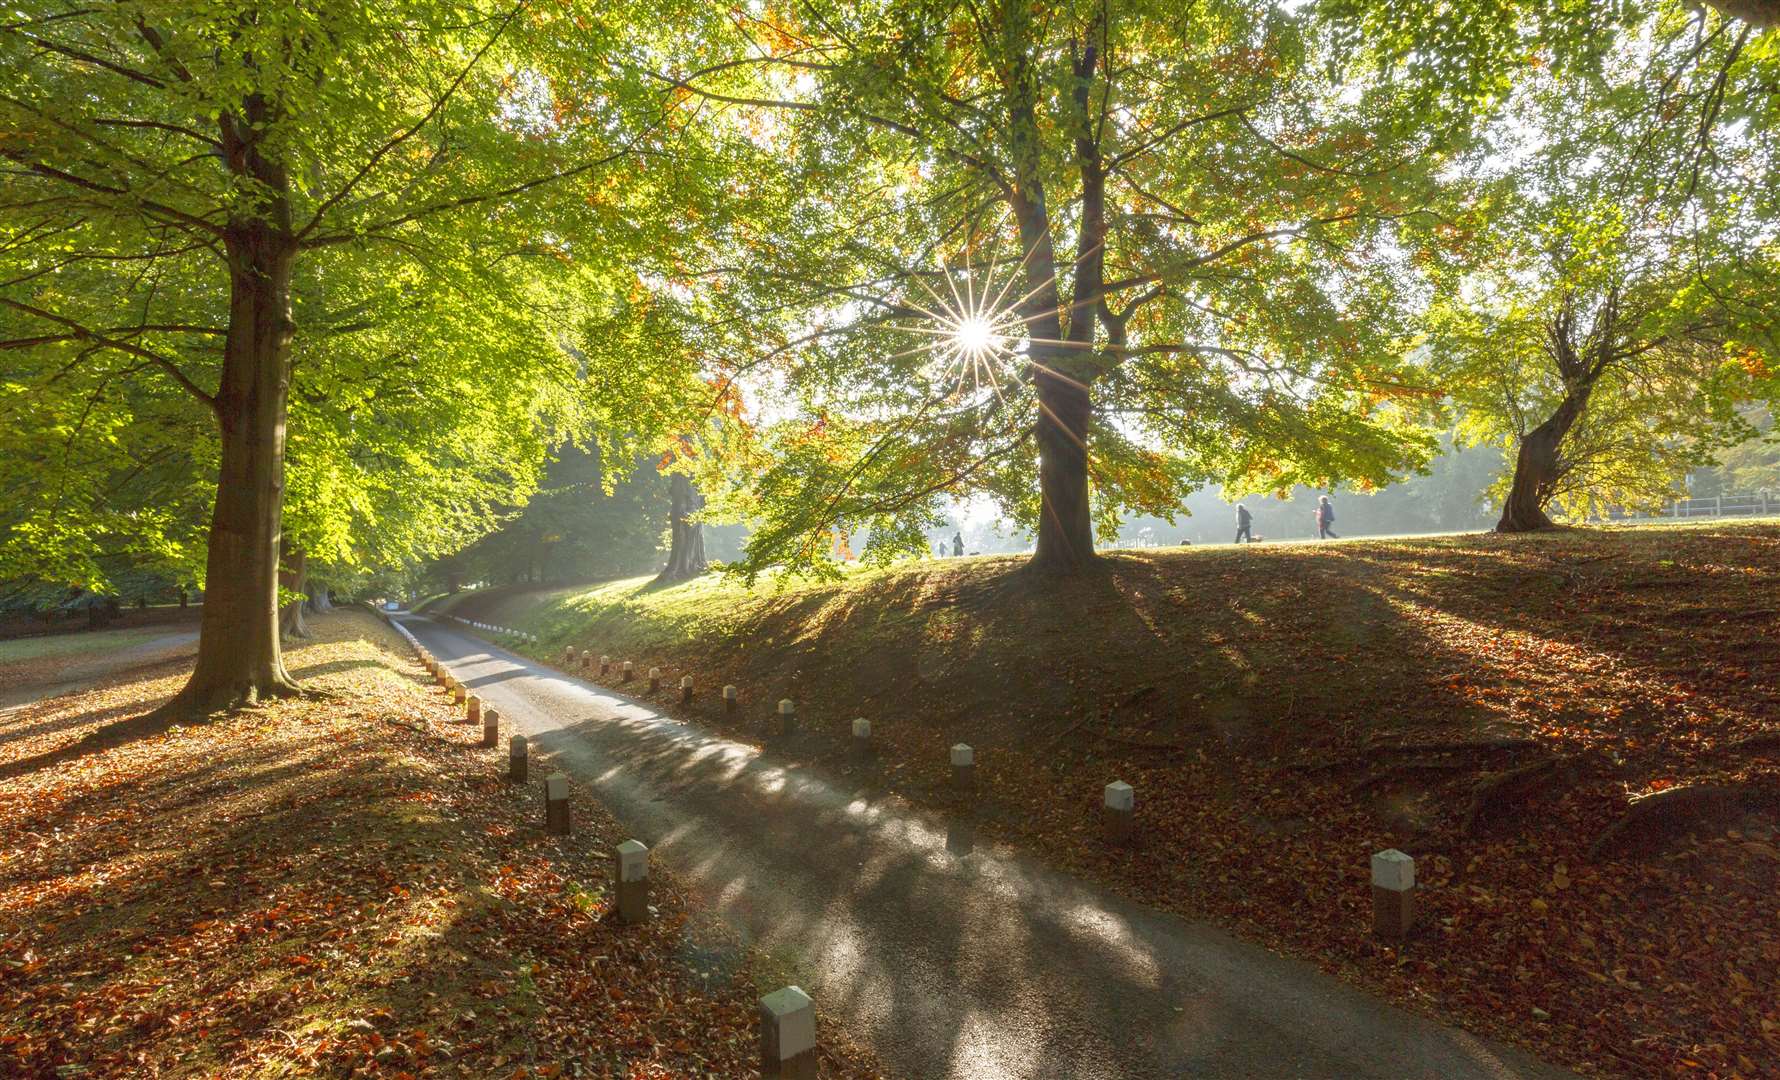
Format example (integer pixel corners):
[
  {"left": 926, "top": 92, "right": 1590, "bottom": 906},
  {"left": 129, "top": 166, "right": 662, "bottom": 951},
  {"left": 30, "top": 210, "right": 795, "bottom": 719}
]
[
  {"left": 952, "top": 531, "right": 964, "bottom": 557},
  {"left": 1234, "top": 503, "right": 1253, "bottom": 544},
  {"left": 1316, "top": 495, "right": 1338, "bottom": 540}
]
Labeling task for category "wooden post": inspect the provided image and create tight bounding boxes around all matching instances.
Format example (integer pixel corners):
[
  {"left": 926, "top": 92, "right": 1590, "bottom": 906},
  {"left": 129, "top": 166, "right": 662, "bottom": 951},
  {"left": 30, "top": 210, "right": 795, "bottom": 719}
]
[
  {"left": 481, "top": 707, "right": 499, "bottom": 748},
  {"left": 680, "top": 675, "right": 694, "bottom": 704},
  {"left": 648, "top": 666, "right": 661, "bottom": 692},
  {"left": 599, "top": 654, "right": 610, "bottom": 676},
  {"left": 621, "top": 660, "right": 635, "bottom": 682},
  {"left": 852, "top": 717, "right": 872, "bottom": 754},
  {"left": 723, "top": 685, "right": 738, "bottom": 714},
  {"left": 777, "top": 698, "right": 796, "bottom": 736},
  {"left": 563, "top": 646, "right": 576, "bottom": 665},
  {"left": 613, "top": 839, "right": 650, "bottom": 924},
  {"left": 759, "top": 986, "right": 818, "bottom": 1079},
  {"left": 544, "top": 773, "right": 571, "bottom": 836},
  {"left": 951, "top": 743, "right": 975, "bottom": 791},
  {"left": 465, "top": 694, "right": 481, "bottom": 725},
  {"left": 509, "top": 734, "right": 528, "bottom": 782},
  {"left": 583, "top": 653, "right": 596, "bottom": 674},
  {"left": 1371, "top": 849, "right": 1415, "bottom": 941},
  {"left": 451, "top": 682, "right": 466, "bottom": 706},
  {"left": 1103, "top": 781, "right": 1135, "bottom": 844}
]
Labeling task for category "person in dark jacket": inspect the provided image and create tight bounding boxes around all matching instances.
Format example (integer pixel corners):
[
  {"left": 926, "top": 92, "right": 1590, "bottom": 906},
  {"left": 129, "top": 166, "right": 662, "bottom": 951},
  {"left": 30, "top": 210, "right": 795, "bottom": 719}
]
[
  {"left": 1235, "top": 504, "right": 1253, "bottom": 544},
  {"left": 952, "top": 532, "right": 964, "bottom": 557},
  {"left": 1316, "top": 495, "right": 1338, "bottom": 539}
]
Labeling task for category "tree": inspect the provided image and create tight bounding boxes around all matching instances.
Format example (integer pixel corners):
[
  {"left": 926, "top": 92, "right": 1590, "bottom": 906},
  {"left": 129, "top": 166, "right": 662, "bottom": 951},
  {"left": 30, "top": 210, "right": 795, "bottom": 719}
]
[
  {"left": 1, "top": 1, "right": 684, "bottom": 713},
  {"left": 655, "top": 470, "right": 709, "bottom": 583},
  {"left": 658, "top": 0, "right": 1470, "bottom": 577},
  {"left": 1420, "top": 6, "right": 1778, "bottom": 529}
]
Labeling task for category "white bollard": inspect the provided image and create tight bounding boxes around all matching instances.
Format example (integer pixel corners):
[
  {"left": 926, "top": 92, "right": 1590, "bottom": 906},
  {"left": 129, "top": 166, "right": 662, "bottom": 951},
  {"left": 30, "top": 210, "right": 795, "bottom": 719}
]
[
  {"left": 759, "top": 986, "right": 818, "bottom": 1079},
  {"left": 951, "top": 743, "right": 975, "bottom": 791},
  {"left": 777, "top": 698, "right": 796, "bottom": 736},
  {"left": 1372, "top": 849, "right": 1415, "bottom": 940},
  {"left": 852, "top": 717, "right": 872, "bottom": 753},
  {"left": 613, "top": 839, "right": 650, "bottom": 924},
  {"left": 481, "top": 707, "right": 499, "bottom": 748},
  {"left": 723, "top": 684, "right": 739, "bottom": 714},
  {"left": 622, "top": 660, "right": 635, "bottom": 682},
  {"left": 680, "top": 675, "right": 694, "bottom": 704},
  {"left": 648, "top": 666, "right": 661, "bottom": 692},
  {"left": 509, "top": 733, "right": 528, "bottom": 782},
  {"left": 465, "top": 694, "right": 482, "bottom": 725},
  {"left": 1103, "top": 781, "right": 1135, "bottom": 845}
]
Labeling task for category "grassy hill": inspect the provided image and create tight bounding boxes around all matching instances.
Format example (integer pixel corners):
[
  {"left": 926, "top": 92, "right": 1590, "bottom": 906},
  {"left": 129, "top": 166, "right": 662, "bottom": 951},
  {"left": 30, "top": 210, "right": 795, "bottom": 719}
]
[{"left": 436, "top": 520, "right": 1780, "bottom": 1077}]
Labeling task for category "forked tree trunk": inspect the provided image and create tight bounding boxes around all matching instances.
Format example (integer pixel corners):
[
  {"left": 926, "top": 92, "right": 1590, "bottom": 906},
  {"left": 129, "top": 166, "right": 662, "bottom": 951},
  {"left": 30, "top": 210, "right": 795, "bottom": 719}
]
[
  {"left": 654, "top": 472, "right": 708, "bottom": 583},
  {"left": 280, "top": 546, "right": 310, "bottom": 640},
  {"left": 1029, "top": 359, "right": 1097, "bottom": 572},
  {"left": 1497, "top": 391, "right": 1589, "bottom": 533}
]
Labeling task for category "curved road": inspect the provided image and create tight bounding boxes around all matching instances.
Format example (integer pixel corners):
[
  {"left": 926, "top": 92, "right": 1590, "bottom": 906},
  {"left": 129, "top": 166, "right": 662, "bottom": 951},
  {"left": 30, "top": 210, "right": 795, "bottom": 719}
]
[{"left": 402, "top": 614, "right": 1572, "bottom": 1080}]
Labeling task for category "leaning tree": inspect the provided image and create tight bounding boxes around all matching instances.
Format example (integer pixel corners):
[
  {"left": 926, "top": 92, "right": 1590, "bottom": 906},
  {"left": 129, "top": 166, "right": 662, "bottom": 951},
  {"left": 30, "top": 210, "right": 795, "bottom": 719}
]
[
  {"left": 1420, "top": 4, "right": 1779, "bottom": 530},
  {"left": 0, "top": 1, "right": 696, "bottom": 712}
]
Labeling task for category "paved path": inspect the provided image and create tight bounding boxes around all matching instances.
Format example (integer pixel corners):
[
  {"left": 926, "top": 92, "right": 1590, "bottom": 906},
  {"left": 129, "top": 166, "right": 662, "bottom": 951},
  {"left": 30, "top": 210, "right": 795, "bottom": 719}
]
[
  {"left": 403, "top": 614, "right": 1572, "bottom": 1080},
  {"left": 0, "top": 629, "right": 199, "bottom": 712}
]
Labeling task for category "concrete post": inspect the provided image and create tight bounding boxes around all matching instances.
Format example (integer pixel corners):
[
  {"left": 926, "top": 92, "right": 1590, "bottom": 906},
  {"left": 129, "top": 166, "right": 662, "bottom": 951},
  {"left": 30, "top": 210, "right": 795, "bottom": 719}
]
[
  {"left": 509, "top": 734, "right": 528, "bottom": 782},
  {"left": 621, "top": 660, "right": 635, "bottom": 682},
  {"left": 599, "top": 654, "right": 610, "bottom": 676},
  {"left": 451, "top": 682, "right": 466, "bottom": 706},
  {"left": 759, "top": 986, "right": 818, "bottom": 1079},
  {"left": 1371, "top": 849, "right": 1415, "bottom": 941},
  {"left": 563, "top": 646, "right": 576, "bottom": 664},
  {"left": 952, "top": 743, "right": 975, "bottom": 791},
  {"left": 777, "top": 698, "right": 796, "bottom": 736},
  {"left": 544, "top": 773, "right": 571, "bottom": 836},
  {"left": 852, "top": 717, "right": 872, "bottom": 753},
  {"left": 1103, "top": 781, "right": 1135, "bottom": 845},
  {"left": 648, "top": 666, "right": 661, "bottom": 692},
  {"left": 481, "top": 707, "right": 499, "bottom": 748},
  {"left": 680, "top": 675, "right": 694, "bottom": 704},
  {"left": 465, "top": 694, "right": 481, "bottom": 725},
  {"left": 613, "top": 839, "right": 650, "bottom": 924},
  {"left": 723, "top": 685, "right": 739, "bottom": 714}
]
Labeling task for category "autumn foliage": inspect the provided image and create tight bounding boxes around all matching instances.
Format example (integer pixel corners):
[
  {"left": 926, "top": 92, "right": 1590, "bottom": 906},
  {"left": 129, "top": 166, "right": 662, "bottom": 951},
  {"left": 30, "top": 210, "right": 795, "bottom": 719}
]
[{"left": 0, "top": 611, "right": 881, "bottom": 1079}]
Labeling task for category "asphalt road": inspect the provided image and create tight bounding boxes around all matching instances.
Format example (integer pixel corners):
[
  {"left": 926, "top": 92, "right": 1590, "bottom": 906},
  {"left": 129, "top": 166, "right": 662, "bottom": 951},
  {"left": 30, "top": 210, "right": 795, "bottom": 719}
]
[{"left": 402, "top": 614, "right": 1574, "bottom": 1080}]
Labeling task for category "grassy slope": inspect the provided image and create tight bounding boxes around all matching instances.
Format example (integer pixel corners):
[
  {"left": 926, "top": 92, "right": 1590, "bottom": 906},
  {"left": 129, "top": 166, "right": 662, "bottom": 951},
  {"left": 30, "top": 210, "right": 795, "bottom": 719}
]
[
  {"left": 0, "top": 610, "right": 880, "bottom": 1079},
  {"left": 443, "top": 520, "right": 1780, "bottom": 1078}
]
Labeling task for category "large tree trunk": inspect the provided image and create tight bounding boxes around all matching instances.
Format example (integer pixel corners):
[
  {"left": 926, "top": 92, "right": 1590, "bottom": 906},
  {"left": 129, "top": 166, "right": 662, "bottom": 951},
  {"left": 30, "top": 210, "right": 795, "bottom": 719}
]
[
  {"left": 654, "top": 472, "right": 708, "bottom": 583},
  {"left": 280, "top": 546, "right": 310, "bottom": 640},
  {"left": 163, "top": 107, "right": 301, "bottom": 714},
  {"left": 1030, "top": 362, "right": 1096, "bottom": 572},
  {"left": 1497, "top": 391, "right": 1589, "bottom": 533}
]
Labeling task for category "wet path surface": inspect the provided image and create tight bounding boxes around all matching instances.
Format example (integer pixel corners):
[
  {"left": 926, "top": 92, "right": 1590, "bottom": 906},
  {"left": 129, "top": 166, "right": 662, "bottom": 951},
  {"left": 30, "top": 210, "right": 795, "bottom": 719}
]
[{"left": 403, "top": 615, "right": 1571, "bottom": 1080}]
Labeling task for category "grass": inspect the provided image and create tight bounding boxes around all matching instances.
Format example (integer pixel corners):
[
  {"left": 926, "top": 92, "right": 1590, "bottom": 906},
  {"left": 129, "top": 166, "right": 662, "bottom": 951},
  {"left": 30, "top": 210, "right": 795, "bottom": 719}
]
[
  {"left": 0, "top": 625, "right": 180, "bottom": 664},
  {"left": 442, "top": 519, "right": 1780, "bottom": 1078},
  {"left": 0, "top": 610, "right": 882, "bottom": 1079}
]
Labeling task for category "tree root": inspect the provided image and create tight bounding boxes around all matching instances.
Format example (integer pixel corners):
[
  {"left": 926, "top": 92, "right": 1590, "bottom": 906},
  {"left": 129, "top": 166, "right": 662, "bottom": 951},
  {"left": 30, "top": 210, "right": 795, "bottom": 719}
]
[
  {"left": 1590, "top": 782, "right": 1780, "bottom": 860},
  {"left": 1461, "top": 754, "right": 1604, "bottom": 835},
  {"left": 1718, "top": 731, "right": 1780, "bottom": 758},
  {"left": 1366, "top": 736, "right": 1542, "bottom": 755}
]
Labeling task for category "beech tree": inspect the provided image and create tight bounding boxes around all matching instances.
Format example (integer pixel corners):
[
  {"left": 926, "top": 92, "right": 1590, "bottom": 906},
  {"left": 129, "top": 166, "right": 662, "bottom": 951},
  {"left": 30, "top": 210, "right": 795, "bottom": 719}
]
[
  {"left": 0, "top": 1, "right": 692, "bottom": 712},
  {"left": 1421, "top": 5, "right": 1779, "bottom": 529},
  {"left": 656, "top": 0, "right": 1475, "bottom": 576}
]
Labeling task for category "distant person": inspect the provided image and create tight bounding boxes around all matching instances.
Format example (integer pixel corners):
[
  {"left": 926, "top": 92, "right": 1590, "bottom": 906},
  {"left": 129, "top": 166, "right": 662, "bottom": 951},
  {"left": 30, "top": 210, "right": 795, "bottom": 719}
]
[
  {"left": 1316, "top": 495, "right": 1338, "bottom": 540},
  {"left": 1235, "top": 503, "right": 1253, "bottom": 544},
  {"left": 936, "top": 543, "right": 946, "bottom": 558},
  {"left": 952, "top": 532, "right": 964, "bottom": 557}
]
